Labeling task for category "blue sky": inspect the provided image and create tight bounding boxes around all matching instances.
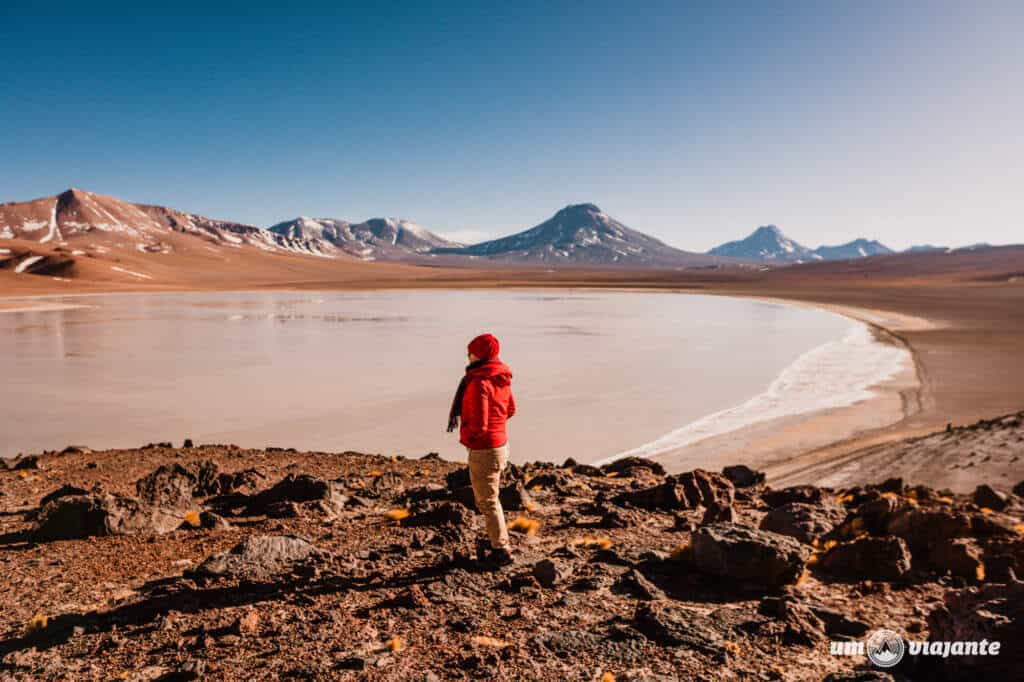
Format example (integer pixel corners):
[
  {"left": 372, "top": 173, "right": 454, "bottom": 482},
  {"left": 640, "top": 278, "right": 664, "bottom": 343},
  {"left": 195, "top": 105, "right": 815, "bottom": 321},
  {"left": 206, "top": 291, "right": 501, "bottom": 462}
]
[{"left": 1, "top": 1, "right": 1021, "bottom": 250}]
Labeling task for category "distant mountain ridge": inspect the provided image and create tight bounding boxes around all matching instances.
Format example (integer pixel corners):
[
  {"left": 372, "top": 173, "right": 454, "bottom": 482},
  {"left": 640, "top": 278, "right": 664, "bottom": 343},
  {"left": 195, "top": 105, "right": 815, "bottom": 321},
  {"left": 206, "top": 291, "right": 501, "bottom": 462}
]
[
  {"left": 436, "top": 203, "right": 724, "bottom": 267},
  {"left": 708, "top": 225, "right": 895, "bottom": 263},
  {"left": 267, "top": 216, "right": 461, "bottom": 261}
]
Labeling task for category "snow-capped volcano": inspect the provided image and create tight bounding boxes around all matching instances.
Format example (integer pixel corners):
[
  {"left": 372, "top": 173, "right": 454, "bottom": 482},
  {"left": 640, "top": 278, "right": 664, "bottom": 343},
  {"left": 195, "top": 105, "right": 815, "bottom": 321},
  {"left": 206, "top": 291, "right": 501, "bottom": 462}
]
[
  {"left": 709, "top": 227, "right": 896, "bottom": 264},
  {"left": 708, "top": 225, "right": 820, "bottom": 263},
  {"left": 813, "top": 238, "right": 894, "bottom": 260},
  {"left": 267, "top": 216, "right": 461, "bottom": 261},
  {"left": 436, "top": 203, "right": 722, "bottom": 266}
]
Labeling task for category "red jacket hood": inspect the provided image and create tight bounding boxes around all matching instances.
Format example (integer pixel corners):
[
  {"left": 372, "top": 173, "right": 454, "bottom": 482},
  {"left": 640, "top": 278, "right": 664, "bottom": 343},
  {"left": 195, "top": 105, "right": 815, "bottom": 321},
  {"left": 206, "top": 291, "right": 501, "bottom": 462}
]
[{"left": 466, "top": 359, "right": 512, "bottom": 387}]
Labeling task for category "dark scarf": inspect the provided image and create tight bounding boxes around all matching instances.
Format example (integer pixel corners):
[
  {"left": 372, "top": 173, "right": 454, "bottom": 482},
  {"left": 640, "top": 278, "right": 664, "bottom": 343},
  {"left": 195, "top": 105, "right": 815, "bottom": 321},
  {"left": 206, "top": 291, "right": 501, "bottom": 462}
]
[{"left": 447, "top": 359, "right": 488, "bottom": 432}]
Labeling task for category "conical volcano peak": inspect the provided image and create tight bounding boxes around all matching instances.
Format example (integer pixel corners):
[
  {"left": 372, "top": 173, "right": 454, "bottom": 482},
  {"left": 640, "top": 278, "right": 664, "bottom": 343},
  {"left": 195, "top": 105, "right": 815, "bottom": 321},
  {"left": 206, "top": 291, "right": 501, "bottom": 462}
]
[{"left": 558, "top": 203, "right": 603, "bottom": 216}]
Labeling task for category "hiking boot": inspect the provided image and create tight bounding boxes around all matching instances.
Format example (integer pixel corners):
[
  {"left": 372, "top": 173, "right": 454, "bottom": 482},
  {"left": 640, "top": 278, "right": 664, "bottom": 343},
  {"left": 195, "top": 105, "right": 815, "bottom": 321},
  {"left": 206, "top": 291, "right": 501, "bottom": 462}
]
[
  {"left": 476, "top": 545, "right": 515, "bottom": 570},
  {"left": 491, "top": 547, "right": 515, "bottom": 567}
]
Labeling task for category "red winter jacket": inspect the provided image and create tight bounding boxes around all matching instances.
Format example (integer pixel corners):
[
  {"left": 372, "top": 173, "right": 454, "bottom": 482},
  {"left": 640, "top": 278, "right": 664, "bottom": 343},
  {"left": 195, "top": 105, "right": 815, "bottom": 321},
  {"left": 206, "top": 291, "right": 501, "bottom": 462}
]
[{"left": 460, "top": 359, "right": 516, "bottom": 450}]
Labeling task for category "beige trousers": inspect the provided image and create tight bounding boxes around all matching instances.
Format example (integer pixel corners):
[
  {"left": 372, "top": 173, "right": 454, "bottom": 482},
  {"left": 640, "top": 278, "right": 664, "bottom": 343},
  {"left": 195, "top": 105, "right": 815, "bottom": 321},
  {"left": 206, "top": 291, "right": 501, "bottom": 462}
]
[{"left": 467, "top": 444, "right": 510, "bottom": 550}]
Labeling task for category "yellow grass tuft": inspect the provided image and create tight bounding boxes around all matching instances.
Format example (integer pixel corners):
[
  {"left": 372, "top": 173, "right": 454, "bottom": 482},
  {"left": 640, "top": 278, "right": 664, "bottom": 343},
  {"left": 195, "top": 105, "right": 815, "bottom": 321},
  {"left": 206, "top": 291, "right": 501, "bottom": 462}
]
[
  {"left": 509, "top": 517, "right": 540, "bottom": 536},
  {"left": 936, "top": 495, "right": 954, "bottom": 504},
  {"left": 1014, "top": 523, "right": 1024, "bottom": 535},
  {"left": 385, "top": 636, "right": 404, "bottom": 652},
  {"left": 24, "top": 613, "right": 48, "bottom": 636},
  {"left": 571, "top": 536, "right": 614, "bottom": 550},
  {"left": 525, "top": 501, "right": 537, "bottom": 512},
  {"left": 183, "top": 510, "right": 201, "bottom": 528},
  {"left": 822, "top": 539, "right": 838, "bottom": 551},
  {"left": 976, "top": 563, "right": 986, "bottom": 582},
  {"left": 806, "top": 553, "right": 820, "bottom": 566},
  {"left": 796, "top": 568, "right": 811, "bottom": 585},
  {"left": 604, "top": 471, "right": 619, "bottom": 478},
  {"left": 368, "top": 470, "right": 383, "bottom": 477},
  {"left": 385, "top": 508, "right": 410, "bottom": 522},
  {"left": 723, "top": 640, "right": 741, "bottom": 656},
  {"left": 881, "top": 491, "right": 899, "bottom": 500},
  {"left": 979, "top": 507, "right": 994, "bottom": 515},
  {"left": 837, "top": 493, "right": 854, "bottom": 504},
  {"left": 601, "top": 673, "right": 616, "bottom": 682},
  {"left": 471, "top": 635, "right": 512, "bottom": 648}
]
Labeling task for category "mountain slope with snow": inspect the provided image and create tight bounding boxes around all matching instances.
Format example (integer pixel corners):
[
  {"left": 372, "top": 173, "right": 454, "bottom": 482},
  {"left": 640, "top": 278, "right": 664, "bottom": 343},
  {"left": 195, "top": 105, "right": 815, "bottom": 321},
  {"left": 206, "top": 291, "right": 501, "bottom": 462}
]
[
  {"left": 709, "top": 227, "right": 900, "bottom": 264},
  {"left": 267, "top": 216, "right": 460, "bottom": 261},
  {"left": 813, "top": 239, "right": 894, "bottom": 260},
  {"left": 436, "top": 203, "right": 723, "bottom": 266},
  {"left": 708, "top": 225, "right": 819, "bottom": 263}
]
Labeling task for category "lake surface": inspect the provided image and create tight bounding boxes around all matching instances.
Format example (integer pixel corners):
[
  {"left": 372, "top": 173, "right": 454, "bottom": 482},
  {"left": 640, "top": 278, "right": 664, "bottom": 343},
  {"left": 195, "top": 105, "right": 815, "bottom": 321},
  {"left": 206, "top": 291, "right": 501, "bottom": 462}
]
[{"left": 0, "top": 290, "right": 902, "bottom": 464}]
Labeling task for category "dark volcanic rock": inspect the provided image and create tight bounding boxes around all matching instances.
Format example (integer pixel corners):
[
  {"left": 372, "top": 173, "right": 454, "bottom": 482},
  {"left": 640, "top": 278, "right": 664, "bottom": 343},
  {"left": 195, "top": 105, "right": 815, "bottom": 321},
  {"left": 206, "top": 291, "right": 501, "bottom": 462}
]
[
  {"left": 757, "top": 595, "right": 826, "bottom": 645},
  {"left": 916, "top": 581, "right": 1024, "bottom": 680},
  {"left": 690, "top": 523, "right": 811, "bottom": 588},
  {"left": 191, "top": 535, "right": 322, "bottom": 581},
  {"left": 818, "top": 536, "right": 911, "bottom": 581},
  {"left": 244, "top": 474, "right": 345, "bottom": 515},
  {"left": 612, "top": 469, "right": 734, "bottom": 520},
  {"left": 929, "top": 537, "right": 984, "bottom": 580},
  {"left": 405, "top": 501, "right": 472, "bottom": 528},
  {"left": 613, "top": 569, "right": 667, "bottom": 601},
  {"left": 136, "top": 460, "right": 220, "bottom": 508},
  {"left": 498, "top": 480, "right": 534, "bottom": 512},
  {"left": 885, "top": 508, "right": 973, "bottom": 568},
  {"left": 632, "top": 601, "right": 727, "bottom": 654},
  {"left": 532, "top": 558, "right": 574, "bottom": 588},
  {"left": 600, "top": 456, "right": 665, "bottom": 477},
  {"left": 762, "top": 485, "right": 828, "bottom": 508},
  {"left": 612, "top": 479, "right": 682, "bottom": 511},
  {"left": 759, "top": 502, "right": 845, "bottom": 545},
  {"left": 35, "top": 494, "right": 183, "bottom": 540},
  {"left": 973, "top": 484, "right": 1009, "bottom": 511},
  {"left": 721, "top": 464, "right": 765, "bottom": 488},
  {"left": 39, "top": 484, "right": 90, "bottom": 508}
]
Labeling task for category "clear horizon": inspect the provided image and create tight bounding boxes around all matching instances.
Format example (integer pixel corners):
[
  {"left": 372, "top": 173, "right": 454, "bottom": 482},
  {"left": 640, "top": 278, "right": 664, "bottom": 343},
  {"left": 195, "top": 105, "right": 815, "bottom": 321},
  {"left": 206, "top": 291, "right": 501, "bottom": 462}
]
[{"left": 2, "top": 2, "right": 1021, "bottom": 251}]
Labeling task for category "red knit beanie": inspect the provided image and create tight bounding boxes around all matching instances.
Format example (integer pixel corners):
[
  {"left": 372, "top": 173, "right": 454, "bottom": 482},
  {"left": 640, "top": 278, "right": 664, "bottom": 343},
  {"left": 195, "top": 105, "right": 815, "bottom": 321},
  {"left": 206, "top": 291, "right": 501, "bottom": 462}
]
[{"left": 468, "top": 333, "right": 500, "bottom": 360}]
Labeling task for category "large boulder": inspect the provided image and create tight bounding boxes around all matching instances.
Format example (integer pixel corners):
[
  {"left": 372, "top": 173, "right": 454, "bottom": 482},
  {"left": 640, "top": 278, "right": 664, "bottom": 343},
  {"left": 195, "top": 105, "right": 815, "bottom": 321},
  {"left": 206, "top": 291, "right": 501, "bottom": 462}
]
[
  {"left": 244, "top": 474, "right": 346, "bottom": 515},
  {"left": 721, "top": 464, "right": 765, "bottom": 488},
  {"left": 818, "top": 536, "right": 912, "bottom": 581},
  {"left": 136, "top": 460, "right": 220, "bottom": 508},
  {"left": 760, "top": 502, "right": 845, "bottom": 545},
  {"left": 762, "top": 485, "right": 829, "bottom": 508},
  {"left": 886, "top": 508, "right": 973, "bottom": 569},
  {"left": 612, "top": 469, "right": 734, "bottom": 521},
  {"left": 35, "top": 494, "right": 184, "bottom": 540},
  {"left": 913, "top": 581, "right": 1024, "bottom": 680},
  {"left": 632, "top": 601, "right": 728, "bottom": 654},
  {"left": 690, "top": 523, "right": 811, "bottom": 588},
  {"left": 973, "top": 484, "right": 1010, "bottom": 512},
  {"left": 600, "top": 456, "right": 666, "bottom": 478},
  {"left": 929, "top": 538, "right": 984, "bottom": 581},
  {"left": 191, "top": 535, "right": 322, "bottom": 581}
]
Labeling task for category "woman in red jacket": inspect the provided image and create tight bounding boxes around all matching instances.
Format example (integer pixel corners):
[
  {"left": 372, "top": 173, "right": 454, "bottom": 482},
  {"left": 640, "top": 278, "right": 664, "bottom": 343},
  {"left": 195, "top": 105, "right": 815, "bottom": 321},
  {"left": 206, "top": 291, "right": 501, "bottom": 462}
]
[{"left": 447, "top": 333, "right": 516, "bottom": 567}]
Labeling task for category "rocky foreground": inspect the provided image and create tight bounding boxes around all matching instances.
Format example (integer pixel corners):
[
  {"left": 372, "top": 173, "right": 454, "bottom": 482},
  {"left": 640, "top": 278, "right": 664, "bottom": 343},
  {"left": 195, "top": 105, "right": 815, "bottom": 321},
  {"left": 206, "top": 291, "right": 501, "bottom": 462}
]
[{"left": 1, "top": 422, "right": 1023, "bottom": 681}]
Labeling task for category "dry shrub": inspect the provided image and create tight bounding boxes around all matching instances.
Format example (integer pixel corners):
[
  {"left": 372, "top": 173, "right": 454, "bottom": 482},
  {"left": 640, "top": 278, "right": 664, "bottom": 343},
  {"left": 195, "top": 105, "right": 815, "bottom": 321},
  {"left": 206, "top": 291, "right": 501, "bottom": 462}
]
[
  {"left": 571, "top": 536, "right": 614, "bottom": 550},
  {"left": 24, "top": 613, "right": 47, "bottom": 636},
  {"left": 183, "top": 510, "right": 201, "bottom": 528},
  {"left": 385, "top": 508, "right": 410, "bottom": 522},
  {"left": 471, "top": 635, "right": 512, "bottom": 648},
  {"left": 509, "top": 517, "right": 540, "bottom": 536}
]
